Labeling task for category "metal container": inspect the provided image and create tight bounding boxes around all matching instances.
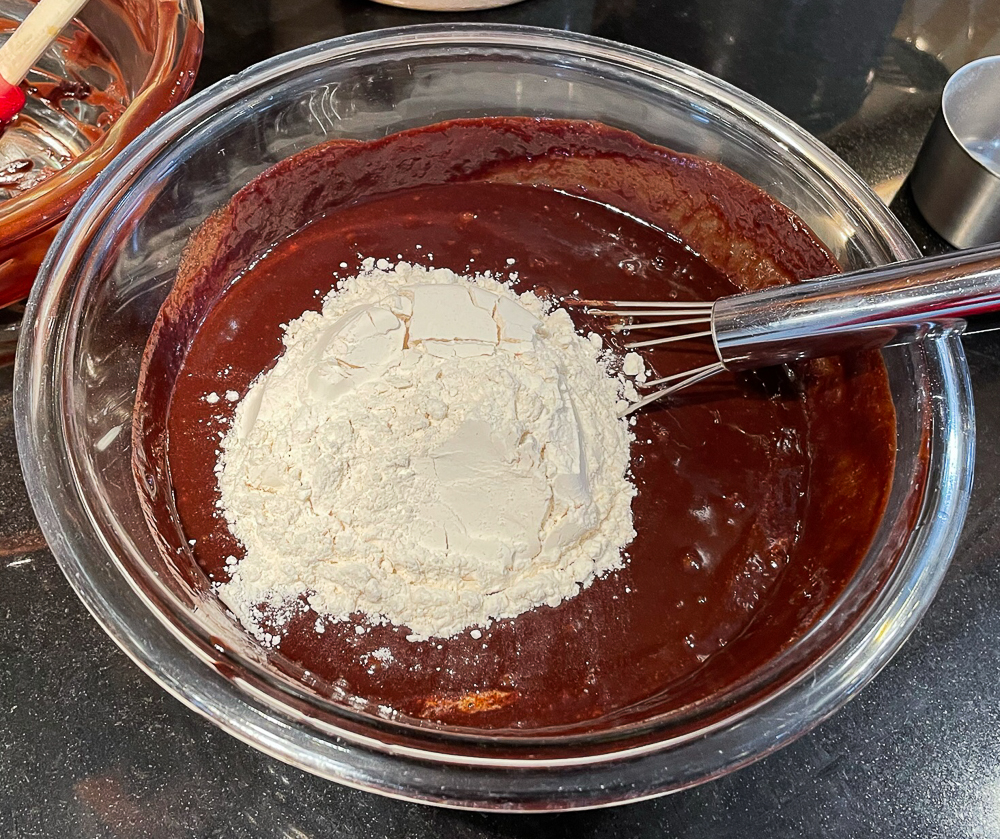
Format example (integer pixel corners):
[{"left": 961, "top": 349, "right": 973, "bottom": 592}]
[{"left": 912, "top": 55, "right": 1000, "bottom": 248}]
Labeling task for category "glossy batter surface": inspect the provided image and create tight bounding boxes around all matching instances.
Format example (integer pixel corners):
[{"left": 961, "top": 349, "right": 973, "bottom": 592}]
[{"left": 135, "top": 118, "right": 897, "bottom": 732}]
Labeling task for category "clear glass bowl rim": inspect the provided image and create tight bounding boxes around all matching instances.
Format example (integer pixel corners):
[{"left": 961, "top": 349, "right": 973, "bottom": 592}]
[{"left": 14, "top": 23, "right": 975, "bottom": 810}]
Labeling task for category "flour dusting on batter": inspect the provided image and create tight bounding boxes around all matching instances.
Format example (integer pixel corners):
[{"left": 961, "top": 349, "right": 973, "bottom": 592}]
[{"left": 215, "top": 259, "right": 636, "bottom": 642}]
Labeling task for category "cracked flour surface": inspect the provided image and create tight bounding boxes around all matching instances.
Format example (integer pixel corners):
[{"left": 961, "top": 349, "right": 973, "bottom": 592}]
[{"left": 215, "top": 259, "right": 636, "bottom": 642}]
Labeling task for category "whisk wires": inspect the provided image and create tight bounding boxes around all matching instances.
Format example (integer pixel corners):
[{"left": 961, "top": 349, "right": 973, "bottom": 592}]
[
  {"left": 566, "top": 298, "right": 722, "bottom": 414},
  {"left": 576, "top": 300, "right": 714, "bottom": 349},
  {"left": 618, "top": 361, "right": 725, "bottom": 416}
]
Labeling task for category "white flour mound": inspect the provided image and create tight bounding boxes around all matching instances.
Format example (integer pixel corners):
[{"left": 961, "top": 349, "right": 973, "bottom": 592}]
[{"left": 215, "top": 259, "right": 636, "bottom": 642}]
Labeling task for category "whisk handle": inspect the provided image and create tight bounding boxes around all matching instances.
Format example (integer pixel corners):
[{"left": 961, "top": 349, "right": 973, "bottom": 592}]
[{"left": 712, "top": 243, "right": 1000, "bottom": 370}]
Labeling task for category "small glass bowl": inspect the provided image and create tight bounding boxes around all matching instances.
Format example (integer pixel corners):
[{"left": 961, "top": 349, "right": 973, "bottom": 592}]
[
  {"left": 0, "top": 0, "right": 203, "bottom": 309},
  {"left": 15, "top": 25, "right": 973, "bottom": 810}
]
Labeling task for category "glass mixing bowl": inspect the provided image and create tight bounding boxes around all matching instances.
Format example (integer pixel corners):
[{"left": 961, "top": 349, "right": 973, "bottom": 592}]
[
  {"left": 0, "top": 0, "right": 203, "bottom": 309},
  {"left": 15, "top": 25, "right": 973, "bottom": 810}
]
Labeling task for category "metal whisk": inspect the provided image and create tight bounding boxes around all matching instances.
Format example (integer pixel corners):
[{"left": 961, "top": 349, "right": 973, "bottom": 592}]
[{"left": 577, "top": 243, "right": 1000, "bottom": 413}]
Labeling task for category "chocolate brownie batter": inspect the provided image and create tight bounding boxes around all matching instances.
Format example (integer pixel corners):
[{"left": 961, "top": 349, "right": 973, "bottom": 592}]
[{"left": 134, "top": 118, "right": 901, "bottom": 733}]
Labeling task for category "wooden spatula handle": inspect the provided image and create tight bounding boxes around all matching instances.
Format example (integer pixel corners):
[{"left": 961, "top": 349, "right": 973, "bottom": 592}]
[{"left": 0, "top": 0, "right": 90, "bottom": 86}]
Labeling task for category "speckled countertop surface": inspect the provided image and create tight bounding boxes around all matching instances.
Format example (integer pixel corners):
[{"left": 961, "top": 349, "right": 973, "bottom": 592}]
[{"left": 3, "top": 0, "right": 1000, "bottom": 836}]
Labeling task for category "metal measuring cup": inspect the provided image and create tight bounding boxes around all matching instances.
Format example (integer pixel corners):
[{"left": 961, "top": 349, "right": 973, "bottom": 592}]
[{"left": 911, "top": 54, "right": 1000, "bottom": 248}]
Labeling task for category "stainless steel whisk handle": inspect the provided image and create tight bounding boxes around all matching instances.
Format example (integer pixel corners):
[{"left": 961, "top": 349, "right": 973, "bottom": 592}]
[{"left": 713, "top": 242, "right": 1000, "bottom": 371}]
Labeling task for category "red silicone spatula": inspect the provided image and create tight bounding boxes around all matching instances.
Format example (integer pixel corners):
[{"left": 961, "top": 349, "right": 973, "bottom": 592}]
[{"left": 0, "top": 0, "right": 90, "bottom": 130}]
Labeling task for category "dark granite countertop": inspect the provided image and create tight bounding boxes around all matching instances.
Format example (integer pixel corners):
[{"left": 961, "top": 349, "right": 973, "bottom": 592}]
[{"left": 3, "top": 0, "right": 1000, "bottom": 835}]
